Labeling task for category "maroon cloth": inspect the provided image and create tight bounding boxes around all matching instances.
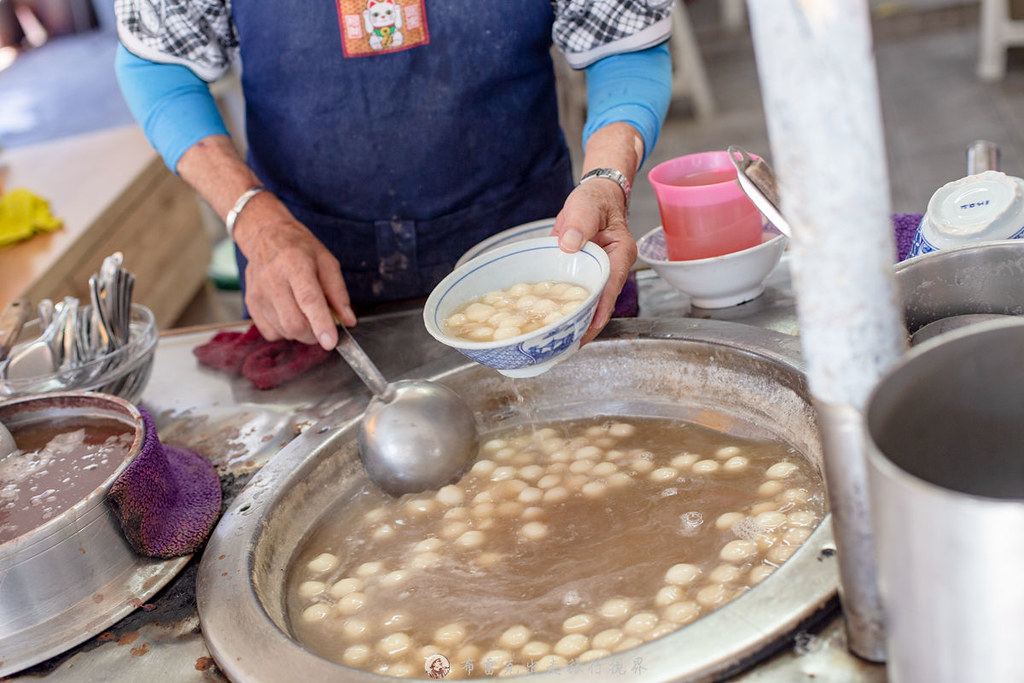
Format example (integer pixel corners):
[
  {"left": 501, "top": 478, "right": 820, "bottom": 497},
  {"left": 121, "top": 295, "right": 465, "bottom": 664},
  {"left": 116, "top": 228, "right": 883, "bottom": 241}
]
[
  {"left": 192, "top": 324, "right": 332, "bottom": 390},
  {"left": 107, "top": 408, "right": 222, "bottom": 559}
]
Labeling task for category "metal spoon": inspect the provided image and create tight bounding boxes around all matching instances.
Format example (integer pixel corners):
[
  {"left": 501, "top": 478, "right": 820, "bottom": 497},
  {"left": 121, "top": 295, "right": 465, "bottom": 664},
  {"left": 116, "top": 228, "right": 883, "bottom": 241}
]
[
  {"left": 335, "top": 323, "right": 478, "bottom": 495},
  {"left": 728, "top": 145, "right": 793, "bottom": 237}
]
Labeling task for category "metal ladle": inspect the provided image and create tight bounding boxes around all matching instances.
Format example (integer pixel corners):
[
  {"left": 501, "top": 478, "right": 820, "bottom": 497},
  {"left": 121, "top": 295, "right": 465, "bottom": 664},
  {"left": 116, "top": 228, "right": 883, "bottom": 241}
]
[
  {"left": 728, "top": 145, "right": 793, "bottom": 237},
  {"left": 334, "top": 324, "right": 478, "bottom": 495}
]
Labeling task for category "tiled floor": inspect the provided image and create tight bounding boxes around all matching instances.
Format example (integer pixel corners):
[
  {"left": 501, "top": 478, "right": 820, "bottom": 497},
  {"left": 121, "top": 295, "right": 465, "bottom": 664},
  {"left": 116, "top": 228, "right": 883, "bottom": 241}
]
[{"left": 4, "top": 2, "right": 1024, "bottom": 327}]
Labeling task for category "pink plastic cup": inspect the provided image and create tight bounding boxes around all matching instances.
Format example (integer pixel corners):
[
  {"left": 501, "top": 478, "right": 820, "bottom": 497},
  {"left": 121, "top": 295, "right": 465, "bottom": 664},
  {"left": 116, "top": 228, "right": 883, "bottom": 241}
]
[{"left": 647, "top": 151, "right": 764, "bottom": 261}]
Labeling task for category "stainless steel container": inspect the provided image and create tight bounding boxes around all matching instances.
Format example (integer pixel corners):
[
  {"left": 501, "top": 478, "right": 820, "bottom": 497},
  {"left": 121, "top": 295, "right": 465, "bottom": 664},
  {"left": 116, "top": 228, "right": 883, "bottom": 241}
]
[
  {"left": 866, "top": 318, "right": 1024, "bottom": 682},
  {"left": 0, "top": 393, "right": 189, "bottom": 676},
  {"left": 197, "top": 319, "right": 838, "bottom": 682}
]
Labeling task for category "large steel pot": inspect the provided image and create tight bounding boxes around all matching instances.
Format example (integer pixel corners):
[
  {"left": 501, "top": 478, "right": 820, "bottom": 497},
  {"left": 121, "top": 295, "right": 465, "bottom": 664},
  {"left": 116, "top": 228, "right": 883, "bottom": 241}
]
[
  {"left": 197, "top": 319, "right": 837, "bottom": 682},
  {"left": 0, "top": 393, "right": 190, "bottom": 676}
]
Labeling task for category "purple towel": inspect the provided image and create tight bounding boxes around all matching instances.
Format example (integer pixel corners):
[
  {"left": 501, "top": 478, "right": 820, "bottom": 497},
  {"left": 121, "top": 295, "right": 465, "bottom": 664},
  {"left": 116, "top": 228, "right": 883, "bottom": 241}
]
[
  {"left": 107, "top": 408, "right": 222, "bottom": 559},
  {"left": 612, "top": 271, "right": 639, "bottom": 318},
  {"left": 894, "top": 213, "right": 923, "bottom": 262}
]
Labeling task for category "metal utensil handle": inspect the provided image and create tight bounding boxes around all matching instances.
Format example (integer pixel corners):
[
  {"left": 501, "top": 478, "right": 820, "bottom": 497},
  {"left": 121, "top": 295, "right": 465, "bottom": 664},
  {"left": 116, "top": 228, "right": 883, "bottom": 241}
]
[
  {"left": 967, "top": 139, "right": 1000, "bottom": 175},
  {"left": 0, "top": 298, "right": 32, "bottom": 362},
  {"left": 336, "top": 324, "right": 394, "bottom": 400},
  {"left": 727, "top": 145, "right": 793, "bottom": 237}
]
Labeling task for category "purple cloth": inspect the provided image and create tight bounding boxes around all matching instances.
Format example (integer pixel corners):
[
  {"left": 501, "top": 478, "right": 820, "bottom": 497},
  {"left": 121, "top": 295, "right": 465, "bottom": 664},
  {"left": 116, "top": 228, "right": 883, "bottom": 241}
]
[
  {"left": 894, "top": 213, "right": 923, "bottom": 262},
  {"left": 107, "top": 408, "right": 222, "bottom": 559},
  {"left": 612, "top": 271, "right": 639, "bottom": 318}
]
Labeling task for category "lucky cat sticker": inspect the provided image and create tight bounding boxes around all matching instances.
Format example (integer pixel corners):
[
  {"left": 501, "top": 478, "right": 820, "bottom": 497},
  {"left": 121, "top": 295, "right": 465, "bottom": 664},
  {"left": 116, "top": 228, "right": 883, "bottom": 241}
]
[{"left": 336, "top": 0, "right": 430, "bottom": 57}]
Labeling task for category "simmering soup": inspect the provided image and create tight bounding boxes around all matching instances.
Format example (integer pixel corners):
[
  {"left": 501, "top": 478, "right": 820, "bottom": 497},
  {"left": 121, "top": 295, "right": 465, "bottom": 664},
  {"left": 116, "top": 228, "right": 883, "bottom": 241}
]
[{"left": 287, "top": 416, "right": 824, "bottom": 678}]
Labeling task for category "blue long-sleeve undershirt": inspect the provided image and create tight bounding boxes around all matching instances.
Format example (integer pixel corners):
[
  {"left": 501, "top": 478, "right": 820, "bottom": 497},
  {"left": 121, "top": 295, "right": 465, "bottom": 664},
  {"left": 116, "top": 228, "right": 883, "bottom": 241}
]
[{"left": 114, "top": 41, "right": 672, "bottom": 173}]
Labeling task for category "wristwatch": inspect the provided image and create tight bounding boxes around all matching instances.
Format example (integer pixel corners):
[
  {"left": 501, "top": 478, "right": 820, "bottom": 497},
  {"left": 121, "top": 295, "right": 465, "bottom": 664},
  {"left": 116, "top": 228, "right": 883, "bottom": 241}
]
[{"left": 579, "top": 168, "right": 631, "bottom": 210}]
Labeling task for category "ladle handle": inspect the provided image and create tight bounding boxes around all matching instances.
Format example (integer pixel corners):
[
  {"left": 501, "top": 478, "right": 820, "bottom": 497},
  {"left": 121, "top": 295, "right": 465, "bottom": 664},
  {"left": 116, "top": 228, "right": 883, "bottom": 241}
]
[{"left": 335, "top": 324, "right": 394, "bottom": 400}]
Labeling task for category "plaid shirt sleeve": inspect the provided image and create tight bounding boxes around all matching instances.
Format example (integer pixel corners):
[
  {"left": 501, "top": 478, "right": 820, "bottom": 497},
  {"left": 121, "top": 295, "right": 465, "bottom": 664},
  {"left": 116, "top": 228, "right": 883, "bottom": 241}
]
[
  {"left": 114, "top": 0, "right": 238, "bottom": 82},
  {"left": 552, "top": 0, "right": 673, "bottom": 69}
]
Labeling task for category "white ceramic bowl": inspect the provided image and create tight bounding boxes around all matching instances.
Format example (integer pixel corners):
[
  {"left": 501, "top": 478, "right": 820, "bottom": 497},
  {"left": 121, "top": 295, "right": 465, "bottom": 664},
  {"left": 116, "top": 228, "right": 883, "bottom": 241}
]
[
  {"left": 454, "top": 218, "right": 556, "bottom": 268},
  {"left": 424, "top": 236, "right": 610, "bottom": 378},
  {"left": 637, "top": 226, "right": 787, "bottom": 308}
]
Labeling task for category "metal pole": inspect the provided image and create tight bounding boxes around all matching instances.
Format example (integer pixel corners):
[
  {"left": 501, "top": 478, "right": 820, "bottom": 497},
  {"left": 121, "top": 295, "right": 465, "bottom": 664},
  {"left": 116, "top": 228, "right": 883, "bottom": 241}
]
[{"left": 745, "top": 0, "right": 906, "bottom": 662}]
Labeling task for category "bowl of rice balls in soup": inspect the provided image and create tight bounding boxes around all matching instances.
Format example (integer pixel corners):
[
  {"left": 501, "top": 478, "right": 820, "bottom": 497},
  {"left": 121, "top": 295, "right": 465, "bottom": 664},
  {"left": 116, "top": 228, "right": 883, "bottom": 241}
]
[{"left": 423, "top": 237, "right": 610, "bottom": 378}]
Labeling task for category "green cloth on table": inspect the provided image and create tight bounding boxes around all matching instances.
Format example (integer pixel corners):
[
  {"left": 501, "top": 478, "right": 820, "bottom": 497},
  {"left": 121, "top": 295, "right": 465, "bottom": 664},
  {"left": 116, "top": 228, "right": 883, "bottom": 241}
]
[{"left": 0, "top": 188, "right": 62, "bottom": 246}]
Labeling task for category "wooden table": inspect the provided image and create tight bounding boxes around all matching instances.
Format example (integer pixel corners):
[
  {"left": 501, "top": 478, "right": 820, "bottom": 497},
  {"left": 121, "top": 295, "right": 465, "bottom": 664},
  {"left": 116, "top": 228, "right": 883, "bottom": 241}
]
[{"left": 0, "top": 125, "right": 211, "bottom": 328}]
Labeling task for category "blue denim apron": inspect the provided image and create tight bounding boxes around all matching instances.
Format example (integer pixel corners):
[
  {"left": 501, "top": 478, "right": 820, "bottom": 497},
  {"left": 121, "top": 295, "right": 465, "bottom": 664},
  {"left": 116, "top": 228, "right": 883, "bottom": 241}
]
[{"left": 229, "top": 0, "right": 574, "bottom": 307}]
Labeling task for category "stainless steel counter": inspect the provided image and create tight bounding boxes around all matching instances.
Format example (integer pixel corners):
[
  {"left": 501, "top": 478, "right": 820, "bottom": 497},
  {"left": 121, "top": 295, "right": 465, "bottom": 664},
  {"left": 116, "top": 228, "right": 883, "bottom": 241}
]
[{"left": 8, "top": 257, "right": 886, "bottom": 682}]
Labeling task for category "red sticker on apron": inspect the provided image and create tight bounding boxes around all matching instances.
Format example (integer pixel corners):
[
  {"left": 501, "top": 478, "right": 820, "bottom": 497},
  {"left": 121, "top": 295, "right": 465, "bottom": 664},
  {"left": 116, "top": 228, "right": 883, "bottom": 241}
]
[{"left": 336, "top": 0, "right": 430, "bottom": 57}]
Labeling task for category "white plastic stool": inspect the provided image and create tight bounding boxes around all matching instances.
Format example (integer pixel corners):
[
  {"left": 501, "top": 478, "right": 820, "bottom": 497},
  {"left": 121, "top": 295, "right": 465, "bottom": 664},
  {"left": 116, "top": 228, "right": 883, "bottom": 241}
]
[{"left": 978, "top": 0, "right": 1024, "bottom": 81}]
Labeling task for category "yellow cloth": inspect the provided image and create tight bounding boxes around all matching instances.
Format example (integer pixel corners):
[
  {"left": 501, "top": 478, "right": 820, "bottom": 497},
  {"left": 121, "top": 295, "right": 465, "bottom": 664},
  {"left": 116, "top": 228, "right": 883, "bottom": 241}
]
[{"left": 0, "top": 188, "right": 63, "bottom": 247}]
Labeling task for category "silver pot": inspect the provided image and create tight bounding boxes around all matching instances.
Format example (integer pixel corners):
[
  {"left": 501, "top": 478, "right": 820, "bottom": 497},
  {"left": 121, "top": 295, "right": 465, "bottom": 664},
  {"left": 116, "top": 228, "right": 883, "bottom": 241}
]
[
  {"left": 866, "top": 318, "right": 1024, "bottom": 682},
  {"left": 197, "top": 319, "right": 837, "bottom": 682},
  {"left": 0, "top": 393, "right": 189, "bottom": 676}
]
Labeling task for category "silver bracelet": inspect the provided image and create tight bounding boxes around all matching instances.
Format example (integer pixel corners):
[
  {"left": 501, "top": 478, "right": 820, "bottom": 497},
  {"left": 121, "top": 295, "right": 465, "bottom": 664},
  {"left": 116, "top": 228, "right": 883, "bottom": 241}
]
[
  {"left": 225, "top": 186, "right": 268, "bottom": 240},
  {"left": 579, "top": 168, "right": 632, "bottom": 210}
]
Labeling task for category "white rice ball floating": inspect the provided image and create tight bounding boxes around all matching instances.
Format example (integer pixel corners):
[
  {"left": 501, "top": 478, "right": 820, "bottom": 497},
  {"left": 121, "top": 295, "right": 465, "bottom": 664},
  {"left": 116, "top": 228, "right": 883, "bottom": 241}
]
[
  {"left": 720, "top": 539, "right": 758, "bottom": 563},
  {"left": 522, "top": 506, "right": 545, "bottom": 521},
  {"left": 519, "top": 521, "right": 549, "bottom": 541},
  {"left": 377, "top": 632, "right": 412, "bottom": 657},
  {"left": 355, "top": 561, "right": 383, "bottom": 577},
  {"left": 435, "top": 623, "right": 467, "bottom": 647},
  {"left": 751, "top": 501, "right": 780, "bottom": 516},
  {"left": 591, "top": 462, "right": 618, "bottom": 477},
  {"left": 650, "top": 466, "right": 678, "bottom": 483},
  {"left": 766, "top": 461, "right": 799, "bottom": 479},
  {"left": 414, "top": 537, "right": 443, "bottom": 553},
  {"left": 606, "top": 472, "right": 634, "bottom": 488},
  {"left": 563, "top": 614, "right": 595, "bottom": 633},
  {"left": 464, "top": 302, "right": 495, "bottom": 322},
  {"left": 629, "top": 459, "right": 655, "bottom": 474},
  {"left": 581, "top": 481, "right": 607, "bottom": 499},
  {"left": 755, "top": 511, "right": 787, "bottom": 530},
  {"left": 307, "top": 552, "right": 339, "bottom": 574},
  {"left": 436, "top": 485, "right": 465, "bottom": 506},
  {"left": 623, "top": 612, "right": 659, "bottom": 636},
  {"left": 297, "top": 581, "right": 326, "bottom": 599},
  {"left": 518, "top": 465, "right": 544, "bottom": 482},
  {"left": 456, "top": 644, "right": 482, "bottom": 662},
  {"left": 579, "top": 649, "right": 611, "bottom": 663},
  {"left": 723, "top": 456, "right": 749, "bottom": 473},
  {"left": 342, "top": 617, "right": 370, "bottom": 639},
  {"left": 788, "top": 510, "right": 818, "bottom": 527},
  {"left": 709, "top": 564, "right": 742, "bottom": 583},
  {"left": 782, "top": 487, "right": 812, "bottom": 504},
  {"left": 758, "top": 480, "right": 785, "bottom": 497},
  {"left": 521, "top": 641, "right": 551, "bottom": 658},
  {"left": 471, "top": 503, "right": 496, "bottom": 520},
  {"left": 443, "top": 506, "right": 469, "bottom": 521},
  {"left": 466, "top": 326, "right": 495, "bottom": 341},
  {"left": 613, "top": 636, "right": 643, "bottom": 653},
  {"left": 410, "top": 552, "right": 442, "bottom": 569},
  {"left": 784, "top": 527, "right": 813, "bottom": 545},
  {"left": 364, "top": 507, "right": 389, "bottom": 523},
  {"left": 664, "top": 563, "right": 701, "bottom": 586},
  {"left": 490, "top": 465, "right": 516, "bottom": 482},
  {"left": 379, "top": 570, "right": 408, "bottom": 588},
  {"left": 715, "top": 511, "right": 745, "bottom": 531},
  {"left": 329, "top": 577, "right": 362, "bottom": 599},
  {"left": 337, "top": 591, "right": 367, "bottom": 615},
  {"left": 554, "top": 633, "right": 590, "bottom": 658},
  {"left": 543, "top": 487, "right": 569, "bottom": 504},
  {"left": 767, "top": 543, "right": 798, "bottom": 564},
  {"left": 382, "top": 612, "right": 411, "bottom": 631},
  {"left": 536, "top": 474, "right": 561, "bottom": 489},
  {"left": 645, "top": 623, "right": 678, "bottom": 641},
  {"left": 372, "top": 524, "right": 395, "bottom": 541},
  {"left": 482, "top": 650, "right": 513, "bottom": 668},
  {"left": 301, "top": 603, "right": 331, "bottom": 622},
  {"left": 569, "top": 459, "right": 594, "bottom": 474},
  {"left": 670, "top": 453, "right": 700, "bottom": 469},
  {"left": 342, "top": 644, "right": 370, "bottom": 666},
  {"left": 493, "top": 447, "right": 517, "bottom": 462},
  {"left": 655, "top": 585, "right": 682, "bottom": 607},
  {"left": 517, "top": 486, "right": 544, "bottom": 504},
  {"left": 574, "top": 445, "right": 603, "bottom": 461},
  {"left": 607, "top": 422, "right": 636, "bottom": 438},
  {"left": 662, "top": 601, "right": 700, "bottom": 625},
  {"left": 549, "top": 449, "right": 572, "bottom": 463},
  {"left": 421, "top": 644, "right": 441, "bottom": 658},
  {"left": 455, "top": 530, "right": 486, "bottom": 549},
  {"left": 499, "top": 624, "right": 532, "bottom": 649},
  {"left": 748, "top": 564, "right": 776, "bottom": 586},
  {"left": 495, "top": 501, "right": 524, "bottom": 517},
  {"left": 696, "top": 584, "right": 729, "bottom": 608},
  {"left": 404, "top": 498, "right": 437, "bottom": 516},
  {"left": 692, "top": 459, "right": 720, "bottom": 474},
  {"left": 389, "top": 663, "right": 416, "bottom": 678},
  {"left": 715, "top": 445, "right": 742, "bottom": 459},
  {"left": 591, "top": 628, "right": 623, "bottom": 650},
  {"left": 599, "top": 598, "right": 631, "bottom": 620},
  {"left": 536, "top": 654, "right": 569, "bottom": 672},
  {"left": 441, "top": 520, "right": 470, "bottom": 539},
  {"left": 472, "top": 459, "right": 497, "bottom": 475}
]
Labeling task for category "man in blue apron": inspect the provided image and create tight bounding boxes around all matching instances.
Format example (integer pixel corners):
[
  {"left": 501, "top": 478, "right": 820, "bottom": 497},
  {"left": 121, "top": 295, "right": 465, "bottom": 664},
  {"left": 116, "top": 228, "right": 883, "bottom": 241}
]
[{"left": 114, "top": 0, "right": 673, "bottom": 350}]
